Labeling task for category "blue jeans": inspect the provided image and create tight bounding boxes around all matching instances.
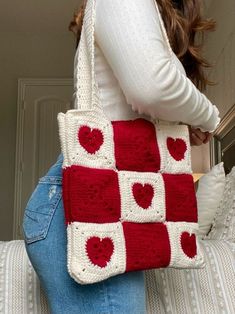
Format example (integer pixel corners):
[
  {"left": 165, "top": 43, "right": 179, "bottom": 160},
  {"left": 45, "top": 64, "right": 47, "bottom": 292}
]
[{"left": 22, "top": 153, "right": 146, "bottom": 314}]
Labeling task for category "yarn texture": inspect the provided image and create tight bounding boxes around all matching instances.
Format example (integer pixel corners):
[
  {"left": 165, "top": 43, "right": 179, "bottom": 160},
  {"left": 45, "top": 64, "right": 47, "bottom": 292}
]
[{"left": 57, "top": 0, "right": 204, "bottom": 284}]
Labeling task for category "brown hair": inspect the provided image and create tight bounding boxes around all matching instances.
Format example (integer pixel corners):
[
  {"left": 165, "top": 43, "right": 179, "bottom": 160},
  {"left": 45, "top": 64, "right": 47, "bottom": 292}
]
[{"left": 69, "top": 0, "right": 215, "bottom": 91}]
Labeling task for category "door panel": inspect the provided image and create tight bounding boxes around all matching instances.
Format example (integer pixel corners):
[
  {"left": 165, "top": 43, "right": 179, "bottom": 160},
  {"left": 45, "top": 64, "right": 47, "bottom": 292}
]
[{"left": 14, "top": 79, "right": 73, "bottom": 238}]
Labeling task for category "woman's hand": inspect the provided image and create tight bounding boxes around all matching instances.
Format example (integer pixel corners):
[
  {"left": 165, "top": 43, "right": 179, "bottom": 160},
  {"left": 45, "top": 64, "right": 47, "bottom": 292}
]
[{"left": 188, "top": 126, "right": 213, "bottom": 146}]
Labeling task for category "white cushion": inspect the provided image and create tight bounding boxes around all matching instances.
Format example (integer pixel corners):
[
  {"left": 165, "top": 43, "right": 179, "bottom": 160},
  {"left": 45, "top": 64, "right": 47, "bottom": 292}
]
[
  {"left": 206, "top": 166, "right": 235, "bottom": 241},
  {"left": 0, "top": 240, "right": 49, "bottom": 314},
  {"left": 146, "top": 239, "right": 235, "bottom": 314},
  {"left": 196, "top": 162, "right": 225, "bottom": 238},
  {"left": 1, "top": 240, "right": 235, "bottom": 314}
]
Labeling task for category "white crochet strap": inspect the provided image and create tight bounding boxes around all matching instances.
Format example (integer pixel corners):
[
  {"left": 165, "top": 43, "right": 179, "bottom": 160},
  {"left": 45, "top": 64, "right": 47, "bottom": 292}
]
[
  {"left": 73, "top": 0, "right": 173, "bottom": 110},
  {"left": 73, "top": 0, "right": 100, "bottom": 110}
]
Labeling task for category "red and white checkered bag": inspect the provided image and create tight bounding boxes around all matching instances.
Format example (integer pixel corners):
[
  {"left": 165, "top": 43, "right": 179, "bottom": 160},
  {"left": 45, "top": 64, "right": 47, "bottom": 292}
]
[{"left": 57, "top": 0, "right": 204, "bottom": 284}]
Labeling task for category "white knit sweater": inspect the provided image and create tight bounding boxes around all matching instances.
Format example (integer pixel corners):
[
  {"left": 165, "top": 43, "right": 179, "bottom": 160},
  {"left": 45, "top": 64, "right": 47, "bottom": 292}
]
[{"left": 74, "top": 0, "right": 220, "bottom": 132}]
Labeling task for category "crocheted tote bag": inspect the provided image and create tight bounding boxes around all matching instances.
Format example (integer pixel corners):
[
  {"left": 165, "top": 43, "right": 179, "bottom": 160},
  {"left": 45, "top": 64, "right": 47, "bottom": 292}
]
[{"left": 57, "top": 0, "right": 204, "bottom": 284}]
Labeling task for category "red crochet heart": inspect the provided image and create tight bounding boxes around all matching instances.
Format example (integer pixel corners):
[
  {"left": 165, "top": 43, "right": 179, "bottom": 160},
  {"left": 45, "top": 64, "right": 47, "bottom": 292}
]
[
  {"left": 78, "top": 126, "right": 104, "bottom": 154},
  {"left": 181, "top": 232, "right": 197, "bottom": 258},
  {"left": 132, "top": 183, "right": 154, "bottom": 209},
  {"left": 167, "top": 137, "right": 187, "bottom": 161},
  {"left": 86, "top": 237, "right": 114, "bottom": 268}
]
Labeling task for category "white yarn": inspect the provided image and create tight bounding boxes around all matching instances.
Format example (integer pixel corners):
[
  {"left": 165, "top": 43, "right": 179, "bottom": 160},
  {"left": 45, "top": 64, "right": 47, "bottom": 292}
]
[
  {"left": 166, "top": 222, "right": 205, "bottom": 268},
  {"left": 58, "top": 109, "right": 115, "bottom": 169},
  {"left": 57, "top": 0, "right": 204, "bottom": 284},
  {"left": 156, "top": 124, "right": 192, "bottom": 174},
  {"left": 118, "top": 171, "right": 166, "bottom": 223},
  {"left": 67, "top": 222, "right": 126, "bottom": 284}
]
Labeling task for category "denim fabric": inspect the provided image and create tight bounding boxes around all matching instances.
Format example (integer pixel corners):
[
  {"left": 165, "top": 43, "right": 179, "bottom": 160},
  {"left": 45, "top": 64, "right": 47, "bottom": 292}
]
[{"left": 22, "top": 153, "right": 146, "bottom": 314}]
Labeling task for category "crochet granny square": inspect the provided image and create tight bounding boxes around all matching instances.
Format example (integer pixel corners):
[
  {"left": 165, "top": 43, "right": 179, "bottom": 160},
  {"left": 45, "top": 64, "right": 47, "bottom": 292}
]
[{"left": 58, "top": 113, "right": 204, "bottom": 284}]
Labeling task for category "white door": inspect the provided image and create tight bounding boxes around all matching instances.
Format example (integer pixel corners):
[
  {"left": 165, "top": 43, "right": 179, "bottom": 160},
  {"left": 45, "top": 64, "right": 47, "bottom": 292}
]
[{"left": 14, "top": 78, "right": 73, "bottom": 239}]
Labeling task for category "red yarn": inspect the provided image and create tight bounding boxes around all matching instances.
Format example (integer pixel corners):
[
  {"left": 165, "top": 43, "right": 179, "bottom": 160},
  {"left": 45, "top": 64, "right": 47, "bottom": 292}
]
[
  {"left": 180, "top": 232, "right": 197, "bottom": 258},
  {"left": 163, "top": 174, "right": 197, "bottom": 222},
  {"left": 62, "top": 119, "right": 199, "bottom": 274},
  {"left": 67, "top": 165, "right": 121, "bottom": 223},
  {"left": 123, "top": 222, "right": 171, "bottom": 271},
  {"left": 78, "top": 125, "right": 104, "bottom": 154},
  {"left": 112, "top": 119, "right": 160, "bottom": 172},
  {"left": 132, "top": 183, "right": 154, "bottom": 209},
  {"left": 86, "top": 236, "right": 114, "bottom": 267},
  {"left": 166, "top": 137, "right": 187, "bottom": 161},
  {"left": 62, "top": 168, "right": 71, "bottom": 225}
]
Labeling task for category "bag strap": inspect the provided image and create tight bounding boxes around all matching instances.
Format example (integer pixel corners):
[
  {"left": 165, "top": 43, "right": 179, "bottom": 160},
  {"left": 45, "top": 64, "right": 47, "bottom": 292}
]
[
  {"left": 73, "top": 0, "right": 173, "bottom": 111},
  {"left": 73, "top": 0, "right": 101, "bottom": 111}
]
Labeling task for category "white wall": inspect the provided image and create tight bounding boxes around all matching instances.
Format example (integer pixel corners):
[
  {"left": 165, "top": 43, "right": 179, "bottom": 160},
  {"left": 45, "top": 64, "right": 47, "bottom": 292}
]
[
  {"left": 191, "top": 0, "right": 235, "bottom": 174},
  {"left": 204, "top": 0, "right": 235, "bottom": 118},
  {"left": 0, "top": 31, "right": 75, "bottom": 240}
]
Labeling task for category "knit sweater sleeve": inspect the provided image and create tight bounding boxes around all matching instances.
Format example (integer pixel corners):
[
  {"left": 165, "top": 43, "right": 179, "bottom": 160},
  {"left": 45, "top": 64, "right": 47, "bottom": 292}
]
[{"left": 94, "top": 0, "right": 220, "bottom": 132}]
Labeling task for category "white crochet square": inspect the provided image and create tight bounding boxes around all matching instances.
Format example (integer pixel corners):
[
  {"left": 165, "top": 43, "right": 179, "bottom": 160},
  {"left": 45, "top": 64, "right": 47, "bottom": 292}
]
[
  {"left": 118, "top": 171, "right": 166, "bottom": 223},
  {"left": 58, "top": 109, "right": 115, "bottom": 169},
  {"left": 166, "top": 222, "right": 205, "bottom": 268},
  {"left": 67, "top": 222, "right": 126, "bottom": 284},
  {"left": 156, "top": 125, "right": 192, "bottom": 174},
  {"left": 57, "top": 112, "right": 69, "bottom": 167}
]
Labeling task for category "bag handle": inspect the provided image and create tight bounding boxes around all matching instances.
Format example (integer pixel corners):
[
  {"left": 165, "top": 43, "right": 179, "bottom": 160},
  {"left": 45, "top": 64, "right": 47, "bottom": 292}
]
[
  {"left": 73, "top": 0, "right": 174, "bottom": 111},
  {"left": 73, "top": 0, "right": 101, "bottom": 111}
]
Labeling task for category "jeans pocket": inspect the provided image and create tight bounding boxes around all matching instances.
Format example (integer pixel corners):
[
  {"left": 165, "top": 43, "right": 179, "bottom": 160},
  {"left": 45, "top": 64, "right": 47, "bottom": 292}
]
[{"left": 22, "top": 176, "right": 62, "bottom": 244}]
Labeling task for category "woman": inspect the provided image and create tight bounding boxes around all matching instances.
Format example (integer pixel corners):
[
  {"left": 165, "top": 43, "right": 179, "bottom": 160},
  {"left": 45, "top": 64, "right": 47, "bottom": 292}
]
[{"left": 22, "top": 0, "right": 220, "bottom": 313}]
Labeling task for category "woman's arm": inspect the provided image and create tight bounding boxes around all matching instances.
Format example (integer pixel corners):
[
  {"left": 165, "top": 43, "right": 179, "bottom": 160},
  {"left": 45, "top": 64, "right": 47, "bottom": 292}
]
[{"left": 95, "top": 0, "right": 220, "bottom": 132}]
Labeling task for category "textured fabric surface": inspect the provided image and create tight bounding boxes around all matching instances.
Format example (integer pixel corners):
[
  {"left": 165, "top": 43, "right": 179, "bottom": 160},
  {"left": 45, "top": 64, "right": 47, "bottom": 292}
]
[
  {"left": 91, "top": 0, "right": 220, "bottom": 132},
  {"left": 206, "top": 167, "right": 235, "bottom": 242},
  {"left": 63, "top": 163, "right": 197, "bottom": 225},
  {"left": 58, "top": 0, "right": 205, "bottom": 285},
  {"left": 146, "top": 240, "right": 235, "bottom": 314},
  {"left": 112, "top": 119, "right": 161, "bottom": 172},
  {"left": 1, "top": 239, "right": 234, "bottom": 314},
  {"left": 196, "top": 162, "right": 225, "bottom": 237},
  {"left": 59, "top": 115, "right": 203, "bottom": 284},
  {"left": 0, "top": 241, "right": 49, "bottom": 314}
]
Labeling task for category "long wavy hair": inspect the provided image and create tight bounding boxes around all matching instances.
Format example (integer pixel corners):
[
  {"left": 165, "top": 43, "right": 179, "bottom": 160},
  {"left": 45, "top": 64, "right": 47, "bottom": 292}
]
[{"left": 69, "top": 0, "right": 216, "bottom": 91}]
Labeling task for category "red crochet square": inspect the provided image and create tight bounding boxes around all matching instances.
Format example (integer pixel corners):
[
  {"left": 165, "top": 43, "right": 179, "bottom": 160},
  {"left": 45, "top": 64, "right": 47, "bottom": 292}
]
[
  {"left": 62, "top": 169, "right": 71, "bottom": 225},
  {"left": 163, "top": 174, "right": 197, "bottom": 222},
  {"left": 65, "top": 165, "right": 121, "bottom": 223},
  {"left": 112, "top": 119, "right": 160, "bottom": 172},
  {"left": 122, "top": 222, "right": 171, "bottom": 271}
]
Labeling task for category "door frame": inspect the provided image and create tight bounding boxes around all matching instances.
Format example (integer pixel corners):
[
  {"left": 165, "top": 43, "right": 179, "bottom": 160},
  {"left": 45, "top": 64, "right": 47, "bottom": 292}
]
[
  {"left": 13, "top": 78, "right": 73, "bottom": 239},
  {"left": 210, "top": 104, "right": 235, "bottom": 172}
]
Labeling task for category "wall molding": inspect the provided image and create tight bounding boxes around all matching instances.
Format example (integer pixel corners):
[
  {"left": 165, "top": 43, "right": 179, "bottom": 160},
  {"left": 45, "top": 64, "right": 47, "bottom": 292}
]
[{"left": 210, "top": 104, "right": 235, "bottom": 169}]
